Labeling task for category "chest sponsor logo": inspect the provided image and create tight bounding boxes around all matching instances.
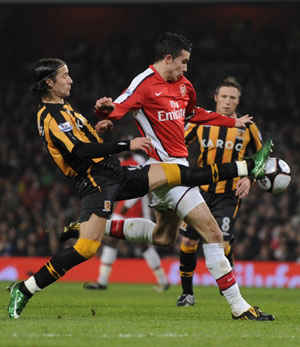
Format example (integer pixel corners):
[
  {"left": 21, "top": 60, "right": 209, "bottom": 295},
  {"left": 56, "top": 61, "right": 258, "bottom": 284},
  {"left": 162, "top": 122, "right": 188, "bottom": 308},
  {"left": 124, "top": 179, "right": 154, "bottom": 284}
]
[
  {"left": 180, "top": 84, "right": 186, "bottom": 97},
  {"left": 58, "top": 121, "right": 73, "bottom": 132},
  {"left": 201, "top": 139, "right": 243, "bottom": 151},
  {"left": 158, "top": 108, "right": 185, "bottom": 121},
  {"left": 157, "top": 100, "right": 186, "bottom": 121}
]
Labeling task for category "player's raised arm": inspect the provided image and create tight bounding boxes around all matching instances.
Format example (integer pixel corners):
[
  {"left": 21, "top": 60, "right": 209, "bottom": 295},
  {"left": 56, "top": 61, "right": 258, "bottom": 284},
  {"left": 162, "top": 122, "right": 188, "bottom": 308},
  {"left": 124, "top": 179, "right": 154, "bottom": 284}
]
[
  {"left": 95, "top": 97, "right": 115, "bottom": 118},
  {"left": 188, "top": 107, "right": 236, "bottom": 127},
  {"left": 95, "top": 119, "right": 114, "bottom": 135},
  {"left": 235, "top": 114, "right": 253, "bottom": 128},
  {"left": 130, "top": 137, "right": 154, "bottom": 154}
]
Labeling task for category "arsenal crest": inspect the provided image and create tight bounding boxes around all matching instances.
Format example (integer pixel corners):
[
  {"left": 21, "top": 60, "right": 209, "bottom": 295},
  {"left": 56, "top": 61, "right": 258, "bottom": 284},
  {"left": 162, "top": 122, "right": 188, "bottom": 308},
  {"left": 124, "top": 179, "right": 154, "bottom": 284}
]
[{"left": 180, "top": 84, "right": 186, "bottom": 97}]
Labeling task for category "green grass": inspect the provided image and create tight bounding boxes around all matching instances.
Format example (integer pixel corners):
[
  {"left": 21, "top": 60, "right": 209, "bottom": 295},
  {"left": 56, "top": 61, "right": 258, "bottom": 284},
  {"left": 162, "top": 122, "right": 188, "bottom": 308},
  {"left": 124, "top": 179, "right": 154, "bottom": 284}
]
[{"left": 0, "top": 282, "right": 300, "bottom": 347}]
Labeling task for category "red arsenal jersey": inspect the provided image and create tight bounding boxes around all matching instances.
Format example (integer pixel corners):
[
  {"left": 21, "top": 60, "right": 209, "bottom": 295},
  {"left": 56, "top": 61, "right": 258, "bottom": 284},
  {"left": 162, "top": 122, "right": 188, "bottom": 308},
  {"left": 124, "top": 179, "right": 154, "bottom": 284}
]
[{"left": 100, "top": 65, "right": 235, "bottom": 161}]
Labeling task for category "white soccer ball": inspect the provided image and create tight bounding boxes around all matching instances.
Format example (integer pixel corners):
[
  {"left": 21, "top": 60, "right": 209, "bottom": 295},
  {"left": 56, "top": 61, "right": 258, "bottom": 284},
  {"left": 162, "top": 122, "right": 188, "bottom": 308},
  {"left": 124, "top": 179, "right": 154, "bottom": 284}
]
[{"left": 257, "top": 157, "right": 291, "bottom": 194}]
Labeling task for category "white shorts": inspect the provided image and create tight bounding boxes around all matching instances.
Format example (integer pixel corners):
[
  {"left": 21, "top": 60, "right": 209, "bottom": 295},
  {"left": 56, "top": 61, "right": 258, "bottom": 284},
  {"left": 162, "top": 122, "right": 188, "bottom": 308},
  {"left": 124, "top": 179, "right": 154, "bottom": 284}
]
[
  {"left": 145, "top": 157, "right": 205, "bottom": 219},
  {"left": 150, "top": 186, "right": 204, "bottom": 219}
]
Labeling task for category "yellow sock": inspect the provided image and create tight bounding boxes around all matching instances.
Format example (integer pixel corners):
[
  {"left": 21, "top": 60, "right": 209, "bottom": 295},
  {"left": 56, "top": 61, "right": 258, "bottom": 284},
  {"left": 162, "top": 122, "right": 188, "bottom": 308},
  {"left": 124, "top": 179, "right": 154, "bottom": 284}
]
[
  {"left": 160, "top": 163, "right": 181, "bottom": 185},
  {"left": 74, "top": 238, "right": 101, "bottom": 259}
]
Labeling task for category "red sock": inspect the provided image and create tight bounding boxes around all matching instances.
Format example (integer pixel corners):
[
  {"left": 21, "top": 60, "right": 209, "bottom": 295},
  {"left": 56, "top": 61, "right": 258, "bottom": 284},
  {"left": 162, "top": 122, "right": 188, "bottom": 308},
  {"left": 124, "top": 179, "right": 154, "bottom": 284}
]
[
  {"left": 216, "top": 270, "right": 236, "bottom": 291},
  {"left": 109, "top": 220, "right": 125, "bottom": 239}
]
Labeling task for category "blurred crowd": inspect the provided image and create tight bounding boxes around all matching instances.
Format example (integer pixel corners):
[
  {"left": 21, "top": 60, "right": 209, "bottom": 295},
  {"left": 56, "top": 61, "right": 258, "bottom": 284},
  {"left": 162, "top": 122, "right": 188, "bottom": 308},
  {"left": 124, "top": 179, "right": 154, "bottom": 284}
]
[{"left": 0, "top": 11, "right": 300, "bottom": 262}]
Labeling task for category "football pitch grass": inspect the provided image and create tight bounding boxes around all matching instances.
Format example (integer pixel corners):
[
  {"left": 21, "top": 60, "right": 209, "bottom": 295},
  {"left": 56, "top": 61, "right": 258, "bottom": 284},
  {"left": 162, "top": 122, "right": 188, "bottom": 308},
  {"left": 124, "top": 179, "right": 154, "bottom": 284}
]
[{"left": 1, "top": 282, "right": 299, "bottom": 347}]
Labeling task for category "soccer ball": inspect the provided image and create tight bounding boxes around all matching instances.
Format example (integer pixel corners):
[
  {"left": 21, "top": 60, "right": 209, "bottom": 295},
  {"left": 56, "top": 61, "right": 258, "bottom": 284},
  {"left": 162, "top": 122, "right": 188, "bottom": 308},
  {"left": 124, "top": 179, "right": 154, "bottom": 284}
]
[{"left": 257, "top": 157, "right": 291, "bottom": 194}]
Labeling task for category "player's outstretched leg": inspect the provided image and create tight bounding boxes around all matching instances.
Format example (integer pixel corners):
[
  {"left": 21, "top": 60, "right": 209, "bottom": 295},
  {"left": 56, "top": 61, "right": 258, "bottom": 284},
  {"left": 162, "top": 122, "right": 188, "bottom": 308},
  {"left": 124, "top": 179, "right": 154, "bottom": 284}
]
[
  {"left": 58, "top": 139, "right": 274, "bottom": 244},
  {"left": 248, "top": 139, "right": 273, "bottom": 179},
  {"left": 7, "top": 237, "right": 101, "bottom": 319},
  {"left": 202, "top": 243, "right": 275, "bottom": 321},
  {"left": 60, "top": 220, "right": 80, "bottom": 241},
  {"left": 7, "top": 282, "right": 29, "bottom": 319},
  {"left": 60, "top": 218, "right": 156, "bottom": 243}
]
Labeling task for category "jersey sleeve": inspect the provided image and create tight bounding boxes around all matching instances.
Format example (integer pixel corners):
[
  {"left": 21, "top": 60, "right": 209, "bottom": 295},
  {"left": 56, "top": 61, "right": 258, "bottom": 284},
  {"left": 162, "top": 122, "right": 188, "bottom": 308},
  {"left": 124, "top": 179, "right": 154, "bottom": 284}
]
[
  {"left": 188, "top": 107, "right": 236, "bottom": 127},
  {"left": 184, "top": 123, "right": 198, "bottom": 148},
  {"left": 248, "top": 122, "right": 263, "bottom": 153},
  {"left": 97, "top": 84, "right": 145, "bottom": 120},
  {"left": 185, "top": 82, "right": 197, "bottom": 116}
]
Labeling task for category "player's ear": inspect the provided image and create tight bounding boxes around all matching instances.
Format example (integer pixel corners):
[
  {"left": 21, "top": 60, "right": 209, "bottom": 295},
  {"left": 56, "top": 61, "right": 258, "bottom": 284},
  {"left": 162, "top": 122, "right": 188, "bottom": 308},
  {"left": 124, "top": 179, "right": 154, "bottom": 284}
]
[
  {"left": 214, "top": 94, "right": 218, "bottom": 103},
  {"left": 165, "top": 54, "right": 174, "bottom": 64},
  {"left": 45, "top": 78, "right": 54, "bottom": 88}
]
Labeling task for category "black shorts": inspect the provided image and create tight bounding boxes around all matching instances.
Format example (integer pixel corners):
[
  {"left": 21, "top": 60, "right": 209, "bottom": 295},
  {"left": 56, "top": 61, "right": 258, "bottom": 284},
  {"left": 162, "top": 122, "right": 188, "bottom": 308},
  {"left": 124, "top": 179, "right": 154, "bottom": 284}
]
[
  {"left": 76, "top": 157, "right": 150, "bottom": 222},
  {"left": 179, "top": 190, "right": 241, "bottom": 242}
]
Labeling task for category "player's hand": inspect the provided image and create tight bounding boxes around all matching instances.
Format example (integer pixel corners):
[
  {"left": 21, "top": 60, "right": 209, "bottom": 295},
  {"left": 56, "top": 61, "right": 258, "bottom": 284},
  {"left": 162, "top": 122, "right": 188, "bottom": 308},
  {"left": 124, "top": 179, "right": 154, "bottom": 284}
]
[
  {"left": 95, "top": 120, "right": 114, "bottom": 135},
  {"left": 235, "top": 177, "right": 251, "bottom": 198},
  {"left": 235, "top": 114, "right": 253, "bottom": 128},
  {"left": 95, "top": 97, "right": 115, "bottom": 115},
  {"left": 130, "top": 137, "right": 154, "bottom": 154}
]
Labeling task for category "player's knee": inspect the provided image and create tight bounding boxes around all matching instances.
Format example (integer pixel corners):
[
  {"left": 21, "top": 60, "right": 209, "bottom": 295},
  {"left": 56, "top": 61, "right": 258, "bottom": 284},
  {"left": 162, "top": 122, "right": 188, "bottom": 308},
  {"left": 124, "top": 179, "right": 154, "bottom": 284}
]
[
  {"left": 192, "top": 217, "right": 223, "bottom": 243},
  {"left": 181, "top": 237, "right": 199, "bottom": 248},
  {"left": 153, "top": 233, "right": 177, "bottom": 247},
  {"left": 207, "top": 220, "right": 223, "bottom": 242},
  {"left": 207, "top": 227, "right": 223, "bottom": 243},
  {"left": 157, "top": 239, "right": 176, "bottom": 247},
  {"left": 74, "top": 238, "right": 101, "bottom": 259}
]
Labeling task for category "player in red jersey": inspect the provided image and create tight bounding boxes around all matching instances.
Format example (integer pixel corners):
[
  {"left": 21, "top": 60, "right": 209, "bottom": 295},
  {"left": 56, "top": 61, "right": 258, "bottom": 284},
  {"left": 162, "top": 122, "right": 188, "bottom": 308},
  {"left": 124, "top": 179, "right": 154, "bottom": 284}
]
[
  {"left": 84, "top": 152, "right": 169, "bottom": 291},
  {"left": 94, "top": 32, "right": 274, "bottom": 320},
  {"left": 7, "top": 57, "right": 272, "bottom": 320}
]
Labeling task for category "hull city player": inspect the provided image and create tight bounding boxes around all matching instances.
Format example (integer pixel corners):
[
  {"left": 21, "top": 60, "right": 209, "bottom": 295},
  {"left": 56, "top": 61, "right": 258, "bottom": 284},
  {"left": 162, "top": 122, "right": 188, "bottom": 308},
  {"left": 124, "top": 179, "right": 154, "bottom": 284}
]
[{"left": 84, "top": 153, "right": 169, "bottom": 292}]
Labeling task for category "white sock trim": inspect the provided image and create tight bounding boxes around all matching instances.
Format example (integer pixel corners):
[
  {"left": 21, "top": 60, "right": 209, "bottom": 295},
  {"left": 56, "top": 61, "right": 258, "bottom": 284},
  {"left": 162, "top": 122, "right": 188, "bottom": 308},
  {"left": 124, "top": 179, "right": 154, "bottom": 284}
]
[
  {"left": 222, "top": 283, "right": 251, "bottom": 316},
  {"left": 203, "top": 243, "right": 232, "bottom": 279},
  {"left": 203, "top": 244, "right": 251, "bottom": 316},
  {"left": 104, "top": 220, "right": 112, "bottom": 236},
  {"left": 24, "top": 276, "right": 41, "bottom": 295},
  {"left": 123, "top": 218, "right": 154, "bottom": 243},
  {"left": 105, "top": 219, "right": 154, "bottom": 244},
  {"left": 236, "top": 160, "right": 248, "bottom": 177}
]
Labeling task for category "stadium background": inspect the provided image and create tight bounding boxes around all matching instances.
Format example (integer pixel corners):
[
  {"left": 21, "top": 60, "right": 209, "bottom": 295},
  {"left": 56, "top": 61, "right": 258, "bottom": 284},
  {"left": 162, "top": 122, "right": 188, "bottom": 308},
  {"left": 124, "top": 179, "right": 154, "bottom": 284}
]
[{"left": 0, "top": 1, "right": 300, "bottom": 284}]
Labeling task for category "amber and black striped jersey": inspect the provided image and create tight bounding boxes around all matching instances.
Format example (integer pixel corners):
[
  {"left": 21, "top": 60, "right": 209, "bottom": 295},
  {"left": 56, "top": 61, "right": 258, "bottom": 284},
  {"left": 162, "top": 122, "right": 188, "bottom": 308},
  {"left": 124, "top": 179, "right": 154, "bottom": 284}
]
[
  {"left": 37, "top": 102, "right": 103, "bottom": 178},
  {"left": 185, "top": 119, "right": 262, "bottom": 194}
]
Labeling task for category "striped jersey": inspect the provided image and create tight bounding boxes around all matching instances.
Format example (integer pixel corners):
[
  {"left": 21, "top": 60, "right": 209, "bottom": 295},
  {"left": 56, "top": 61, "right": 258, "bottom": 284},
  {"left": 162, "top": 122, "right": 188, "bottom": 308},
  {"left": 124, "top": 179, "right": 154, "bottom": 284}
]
[
  {"left": 185, "top": 121, "right": 262, "bottom": 193},
  {"left": 37, "top": 102, "right": 103, "bottom": 177},
  {"left": 103, "top": 65, "right": 235, "bottom": 161}
]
